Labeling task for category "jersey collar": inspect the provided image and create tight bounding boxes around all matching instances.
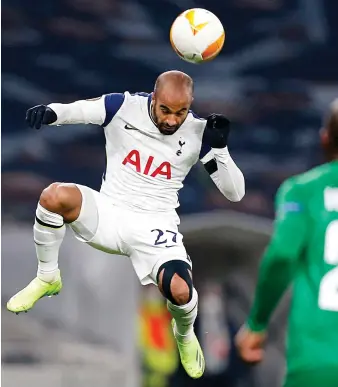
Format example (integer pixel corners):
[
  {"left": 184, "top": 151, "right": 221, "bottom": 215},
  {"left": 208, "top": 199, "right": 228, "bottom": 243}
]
[{"left": 148, "top": 93, "right": 157, "bottom": 126}]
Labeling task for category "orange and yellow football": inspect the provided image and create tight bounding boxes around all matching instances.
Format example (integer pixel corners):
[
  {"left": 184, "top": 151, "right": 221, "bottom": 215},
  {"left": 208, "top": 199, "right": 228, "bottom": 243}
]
[{"left": 170, "top": 8, "right": 225, "bottom": 64}]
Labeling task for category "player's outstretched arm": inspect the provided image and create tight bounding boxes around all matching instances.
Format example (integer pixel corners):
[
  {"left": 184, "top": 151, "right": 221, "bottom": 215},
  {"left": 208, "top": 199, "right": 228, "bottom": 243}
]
[
  {"left": 200, "top": 114, "right": 245, "bottom": 201},
  {"left": 236, "top": 179, "right": 308, "bottom": 363},
  {"left": 26, "top": 97, "right": 106, "bottom": 129},
  {"left": 247, "top": 179, "right": 309, "bottom": 331},
  {"left": 26, "top": 93, "right": 125, "bottom": 129}
]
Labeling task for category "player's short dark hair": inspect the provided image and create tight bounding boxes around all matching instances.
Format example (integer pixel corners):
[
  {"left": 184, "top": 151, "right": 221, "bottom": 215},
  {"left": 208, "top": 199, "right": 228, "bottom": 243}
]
[{"left": 326, "top": 99, "right": 338, "bottom": 150}]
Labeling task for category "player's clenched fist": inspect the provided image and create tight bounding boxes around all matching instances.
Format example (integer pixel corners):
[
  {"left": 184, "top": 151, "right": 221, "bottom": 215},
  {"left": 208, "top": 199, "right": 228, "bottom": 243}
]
[
  {"left": 26, "top": 105, "right": 57, "bottom": 129},
  {"left": 235, "top": 325, "right": 267, "bottom": 364},
  {"left": 204, "top": 113, "right": 231, "bottom": 148}
]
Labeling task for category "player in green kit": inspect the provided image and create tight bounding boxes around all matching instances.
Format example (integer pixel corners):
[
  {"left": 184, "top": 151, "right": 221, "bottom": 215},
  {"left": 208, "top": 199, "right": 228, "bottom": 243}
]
[{"left": 236, "top": 99, "right": 338, "bottom": 387}]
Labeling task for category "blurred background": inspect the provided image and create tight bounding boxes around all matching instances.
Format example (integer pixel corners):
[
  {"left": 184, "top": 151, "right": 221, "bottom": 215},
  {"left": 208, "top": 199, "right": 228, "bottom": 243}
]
[{"left": 2, "top": 0, "right": 338, "bottom": 386}]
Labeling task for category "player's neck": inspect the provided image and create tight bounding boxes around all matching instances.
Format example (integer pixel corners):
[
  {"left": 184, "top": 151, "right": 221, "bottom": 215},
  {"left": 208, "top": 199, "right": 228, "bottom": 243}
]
[{"left": 328, "top": 152, "right": 338, "bottom": 162}]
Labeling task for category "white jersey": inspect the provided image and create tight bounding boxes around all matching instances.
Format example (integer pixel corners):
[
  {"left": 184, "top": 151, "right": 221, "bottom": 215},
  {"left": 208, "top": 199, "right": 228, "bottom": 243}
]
[
  {"left": 47, "top": 91, "right": 245, "bottom": 286},
  {"left": 101, "top": 92, "right": 206, "bottom": 213},
  {"left": 48, "top": 92, "right": 245, "bottom": 214}
]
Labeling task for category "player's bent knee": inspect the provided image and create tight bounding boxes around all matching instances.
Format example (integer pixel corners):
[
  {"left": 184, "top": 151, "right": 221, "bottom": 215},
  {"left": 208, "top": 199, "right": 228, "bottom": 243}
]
[
  {"left": 40, "top": 183, "right": 62, "bottom": 211},
  {"left": 170, "top": 275, "right": 190, "bottom": 305},
  {"left": 39, "top": 183, "right": 82, "bottom": 220},
  {"left": 157, "top": 260, "right": 193, "bottom": 306}
]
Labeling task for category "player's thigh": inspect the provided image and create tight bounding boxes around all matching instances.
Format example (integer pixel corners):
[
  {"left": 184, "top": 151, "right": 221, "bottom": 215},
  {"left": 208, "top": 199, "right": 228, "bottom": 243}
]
[
  {"left": 69, "top": 184, "right": 124, "bottom": 255},
  {"left": 126, "top": 212, "right": 191, "bottom": 285}
]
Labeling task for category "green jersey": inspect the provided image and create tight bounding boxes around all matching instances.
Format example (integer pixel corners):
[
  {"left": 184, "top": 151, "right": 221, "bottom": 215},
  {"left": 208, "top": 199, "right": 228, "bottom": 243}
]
[{"left": 247, "top": 161, "right": 338, "bottom": 387}]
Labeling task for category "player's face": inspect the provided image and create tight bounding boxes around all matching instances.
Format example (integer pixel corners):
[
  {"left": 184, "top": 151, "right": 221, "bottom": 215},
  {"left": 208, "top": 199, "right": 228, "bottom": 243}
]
[{"left": 152, "top": 93, "right": 192, "bottom": 135}]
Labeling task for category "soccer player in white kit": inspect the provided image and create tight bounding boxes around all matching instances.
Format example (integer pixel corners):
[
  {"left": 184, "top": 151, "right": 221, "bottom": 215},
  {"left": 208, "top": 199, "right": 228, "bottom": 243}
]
[{"left": 7, "top": 71, "right": 245, "bottom": 378}]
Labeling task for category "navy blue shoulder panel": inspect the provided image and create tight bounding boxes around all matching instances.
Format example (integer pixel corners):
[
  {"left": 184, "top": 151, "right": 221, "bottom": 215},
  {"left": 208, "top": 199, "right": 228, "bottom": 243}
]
[
  {"left": 190, "top": 110, "right": 211, "bottom": 159},
  {"left": 103, "top": 93, "right": 125, "bottom": 127},
  {"left": 189, "top": 109, "right": 203, "bottom": 120},
  {"left": 199, "top": 141, "right": 212, "bottom": 160},
  {"left": 131, "top": 92, "right": 150, "bottom": 98}
]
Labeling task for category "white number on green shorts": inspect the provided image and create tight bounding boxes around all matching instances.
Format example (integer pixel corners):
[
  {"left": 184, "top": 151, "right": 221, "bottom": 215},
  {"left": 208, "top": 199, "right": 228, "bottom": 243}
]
[{"left": 318, "top": 188, "right": 338, "bottom": 312}]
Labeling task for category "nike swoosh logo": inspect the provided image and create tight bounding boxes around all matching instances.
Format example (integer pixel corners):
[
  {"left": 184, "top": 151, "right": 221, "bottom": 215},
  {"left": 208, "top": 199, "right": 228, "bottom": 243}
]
[
  {"left": 124, "top": 124, "right": 138, "bottom": 130},
  {"left": 124, "top": 124, "right": 159, "bottom": 139}
]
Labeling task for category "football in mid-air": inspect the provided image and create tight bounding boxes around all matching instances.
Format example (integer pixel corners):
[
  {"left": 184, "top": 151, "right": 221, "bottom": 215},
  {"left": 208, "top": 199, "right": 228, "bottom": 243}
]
[{"left": 170, "top": 8, "right": 225, "bottom": 64}]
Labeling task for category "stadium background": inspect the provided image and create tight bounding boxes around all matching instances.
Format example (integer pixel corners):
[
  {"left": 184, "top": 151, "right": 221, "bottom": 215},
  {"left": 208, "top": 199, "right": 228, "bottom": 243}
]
[{"left": 2, "top": 0, "right": 338, "bottom": 386}]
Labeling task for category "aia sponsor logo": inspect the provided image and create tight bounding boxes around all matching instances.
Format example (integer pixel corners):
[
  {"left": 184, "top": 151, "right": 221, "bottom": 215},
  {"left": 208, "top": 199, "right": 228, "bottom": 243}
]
[{"left": 122, "top": 149, "right": 172, "bottom": 179}]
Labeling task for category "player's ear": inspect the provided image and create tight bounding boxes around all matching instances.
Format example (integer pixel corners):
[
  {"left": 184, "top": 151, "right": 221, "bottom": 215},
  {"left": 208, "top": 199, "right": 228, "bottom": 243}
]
[
  {"left": 320, "top": 127, "right": 328, "bottom": 141},
  {"left": 320, "top": 127, "right": 330, "bottom": 149}
]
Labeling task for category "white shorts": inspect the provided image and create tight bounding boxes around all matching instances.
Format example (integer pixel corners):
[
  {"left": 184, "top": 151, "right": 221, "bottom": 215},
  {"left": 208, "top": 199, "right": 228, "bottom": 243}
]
[{"left": 70, "top": 184, "right": 191, "bottom": 285}]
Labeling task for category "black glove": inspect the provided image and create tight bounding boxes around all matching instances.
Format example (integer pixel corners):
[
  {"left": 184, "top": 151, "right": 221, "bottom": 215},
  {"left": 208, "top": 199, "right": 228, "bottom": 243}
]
[
  {"left": 26, "top": 105, "right": 57, "bottom": 129},
  {"left": 203, "top": 113, "right": 231, "bottom": 148}
]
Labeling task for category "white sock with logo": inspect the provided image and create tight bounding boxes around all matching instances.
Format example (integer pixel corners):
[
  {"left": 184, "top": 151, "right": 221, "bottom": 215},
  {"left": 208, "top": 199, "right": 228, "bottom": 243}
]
[
  {"left": 34, "top": 203, "right": 65, "bottom": 283},
  {"left": 167, "top": 288, "right": 198, "bottom": 342}
]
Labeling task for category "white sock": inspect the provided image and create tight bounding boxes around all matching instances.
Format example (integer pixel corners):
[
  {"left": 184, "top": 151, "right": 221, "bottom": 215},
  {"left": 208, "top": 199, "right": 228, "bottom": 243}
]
[
  {"left": 167, "top": 288, "right": 198, "bottom": 342},
  {"left": 34, "top": 203, "right": 65, "bottom": 283}
]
